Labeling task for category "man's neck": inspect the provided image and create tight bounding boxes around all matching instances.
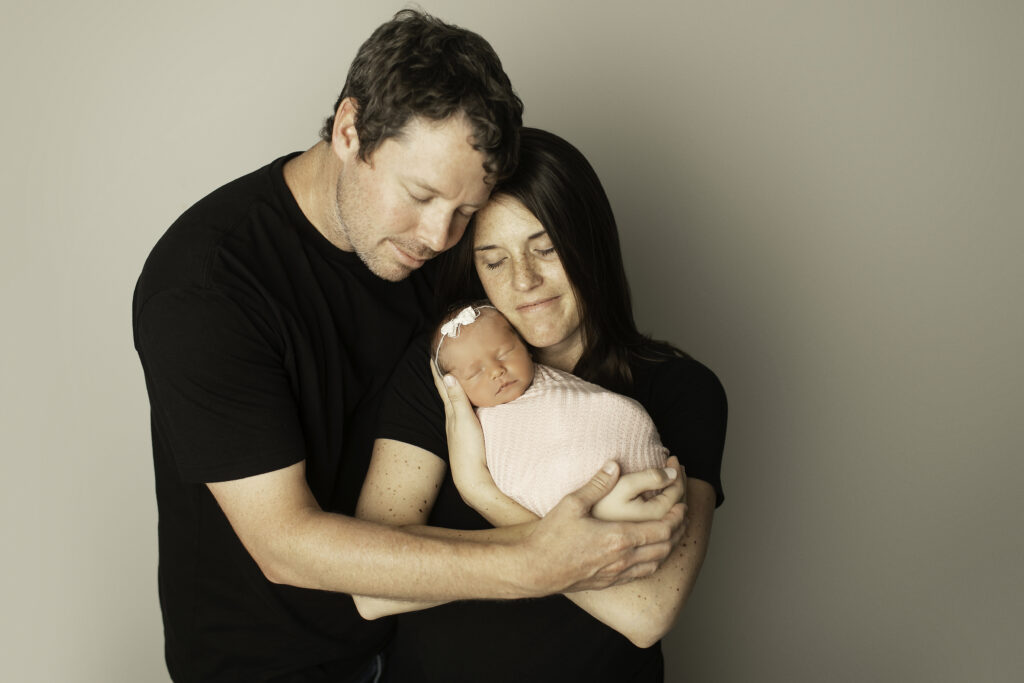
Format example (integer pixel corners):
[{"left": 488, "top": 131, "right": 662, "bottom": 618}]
[{"left": 283, "top": 141, "right": 348, "bottom": 249}]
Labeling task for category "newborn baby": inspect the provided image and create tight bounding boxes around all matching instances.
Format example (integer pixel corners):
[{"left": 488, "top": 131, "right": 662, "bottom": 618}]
[{"left": 433, "top": 303, "right": 668, "bottom": 516}]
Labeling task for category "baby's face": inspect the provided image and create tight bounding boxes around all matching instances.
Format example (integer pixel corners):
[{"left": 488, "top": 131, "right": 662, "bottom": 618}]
[{"left": 441, "top": 310, "right": 535, "bottom": 408}]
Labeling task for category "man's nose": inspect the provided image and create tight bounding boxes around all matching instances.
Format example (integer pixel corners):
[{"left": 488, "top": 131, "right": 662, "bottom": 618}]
[
  {"left": 417, "top": 208, "right": 460, "bottom": 253},
  {"left": 413, "top": 208, "right": 466, "bottom": 253}
]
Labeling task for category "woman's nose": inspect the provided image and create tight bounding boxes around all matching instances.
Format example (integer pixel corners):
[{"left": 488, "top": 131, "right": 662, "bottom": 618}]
[{"left": 511, "top": 258, "right": 542, "bottom": 291}]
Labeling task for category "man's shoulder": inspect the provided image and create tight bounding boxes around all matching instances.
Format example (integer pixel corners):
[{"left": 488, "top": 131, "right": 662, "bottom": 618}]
[
  {"left": 134, "top": 154, "right": 300, "bottom": 306},
  {"left": 165, "top": 154, "right": 298, "bottom": 252}
]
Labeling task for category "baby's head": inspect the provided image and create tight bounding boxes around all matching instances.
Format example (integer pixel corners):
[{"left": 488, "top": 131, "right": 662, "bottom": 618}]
[{"left": 433, "top": 303, "right": 535, "bottom": 408}]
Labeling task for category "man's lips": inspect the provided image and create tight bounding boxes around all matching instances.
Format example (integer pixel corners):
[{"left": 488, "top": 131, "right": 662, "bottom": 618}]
[{"left": 389, "top": 240, "right": 434, "bottom": 267}]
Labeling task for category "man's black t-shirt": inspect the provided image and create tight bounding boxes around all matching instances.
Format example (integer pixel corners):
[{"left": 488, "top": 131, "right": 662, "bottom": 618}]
[
  {"left": 133, "top": 154, "right": 436, "bottom": 681},
  {"left": 376, "top": 336, "right": 727, "bottom": 683}
]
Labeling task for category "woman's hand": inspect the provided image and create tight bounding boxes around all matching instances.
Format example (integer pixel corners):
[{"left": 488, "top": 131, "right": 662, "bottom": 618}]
[
  {"left": 592, "top": 455, "right": 687, "bottom": 522},
  {"left": 430, "top": 359, "right": 487, "bottom": 481},
  {"left": 430, "top": 361, "right": 530, "bottom": 523}
]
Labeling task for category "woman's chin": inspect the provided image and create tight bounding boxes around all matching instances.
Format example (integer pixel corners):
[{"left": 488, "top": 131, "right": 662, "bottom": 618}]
[
  {"left": 524, "top": 330, "right": 581, "bottom": 362},
  {"left": 520, "top": 329, "right": 562, "bottom": 350}
]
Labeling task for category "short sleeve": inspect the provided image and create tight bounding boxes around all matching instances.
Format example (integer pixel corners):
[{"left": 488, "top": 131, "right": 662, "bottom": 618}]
[
  {"left": 639, "top": 357, "right": 728, "bottom": 506},
  {"left": 135, "top": 287, "right": 306, "bottom": 482},
  {"left": 375, "top": 334, "right": 448, "bottom": 459}
]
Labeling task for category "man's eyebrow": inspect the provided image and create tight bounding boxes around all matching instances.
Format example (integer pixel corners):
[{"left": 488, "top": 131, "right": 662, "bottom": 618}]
[
  {"left": 475, "top": 230, "right": 547, "bottom": 252},
  {"left": 408, "top": 179, "right": 486, "bottom": 209}
]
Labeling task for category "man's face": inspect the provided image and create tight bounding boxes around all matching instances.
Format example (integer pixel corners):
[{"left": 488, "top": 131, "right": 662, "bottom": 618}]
[{"left": 332, "top": 114, "right": 492, "bottom": 281}]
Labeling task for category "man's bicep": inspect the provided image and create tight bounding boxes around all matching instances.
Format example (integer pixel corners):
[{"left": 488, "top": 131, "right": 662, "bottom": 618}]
[
  {"left": 206, "top": 461, "right": 319, "bottom": 581},
  {"left": 137, "top": 289, "right": 305, "bottom": 481}
]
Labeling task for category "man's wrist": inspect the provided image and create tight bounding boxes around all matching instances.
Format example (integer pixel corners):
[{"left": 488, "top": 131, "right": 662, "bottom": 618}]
[
  {"left": 500, "top": 536, "right": 546, "bottom": 598},
  {"left": 458, "top": 521, "right": 547, "bottom": 599}
]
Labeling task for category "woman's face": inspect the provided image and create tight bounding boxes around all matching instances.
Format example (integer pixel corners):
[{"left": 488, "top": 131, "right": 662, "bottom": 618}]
[{"left": 471, "top": 196, "right": 582, "bottom": 368}]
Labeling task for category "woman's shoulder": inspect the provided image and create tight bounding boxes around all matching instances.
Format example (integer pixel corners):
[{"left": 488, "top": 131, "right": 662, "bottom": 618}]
[
  {"left": 629, "top": 349, "right": 728, "bottom": 507},
  {"left": 629, "top": 350, "right": 727, "bottom": 411}
]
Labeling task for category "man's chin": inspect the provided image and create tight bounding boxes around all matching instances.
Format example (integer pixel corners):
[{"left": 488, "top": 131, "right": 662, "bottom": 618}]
[
  {"left": 358, "top": 250, "right": 416, "bottom": 282},
  {"left": 376, "top": 265, "right": 414, "bottom": 282}
]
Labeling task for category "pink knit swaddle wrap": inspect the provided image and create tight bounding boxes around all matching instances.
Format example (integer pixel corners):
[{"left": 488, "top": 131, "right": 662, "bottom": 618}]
[{"left": 477, "top": 364, "right": 668, "bottom": 517}]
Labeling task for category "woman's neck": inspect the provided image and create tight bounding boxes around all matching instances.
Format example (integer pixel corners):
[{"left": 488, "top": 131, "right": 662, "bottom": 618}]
[{"left": 535, "top": 334, "right": 583, "bottom": 373}]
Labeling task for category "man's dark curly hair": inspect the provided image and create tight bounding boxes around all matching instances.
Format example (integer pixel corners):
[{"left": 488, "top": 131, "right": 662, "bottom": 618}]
[{"left": 320, "top": 9, "right": 523, "bottom": 181}]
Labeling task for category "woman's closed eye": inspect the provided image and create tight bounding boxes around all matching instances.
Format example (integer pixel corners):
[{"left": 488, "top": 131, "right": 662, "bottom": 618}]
[{"left": 481, "top": 248, "right": 555, "bottom": 271}]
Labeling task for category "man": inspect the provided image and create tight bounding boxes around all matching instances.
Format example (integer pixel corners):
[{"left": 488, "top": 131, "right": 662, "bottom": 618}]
[{"left": 134, "top": 10, "right": 683, "bottom": 682}]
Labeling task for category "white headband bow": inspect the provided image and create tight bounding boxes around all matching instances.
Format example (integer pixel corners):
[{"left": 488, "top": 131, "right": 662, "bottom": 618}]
[
  {"left": 434, "top": 304, "right": 495, "bottom": 372},
  {"left": 440, "top": 306, "right": 481, "bottom": 339}
]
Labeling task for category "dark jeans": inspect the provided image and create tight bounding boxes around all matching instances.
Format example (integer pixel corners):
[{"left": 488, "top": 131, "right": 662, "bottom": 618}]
[{"left": 348, "top": 653, "right": 383, "bottom": 683}]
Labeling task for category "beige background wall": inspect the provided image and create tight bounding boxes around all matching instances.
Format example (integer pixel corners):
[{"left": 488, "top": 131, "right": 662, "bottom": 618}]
[{"left": 2, "top": 1, "right": 1021, "bottom": 681}]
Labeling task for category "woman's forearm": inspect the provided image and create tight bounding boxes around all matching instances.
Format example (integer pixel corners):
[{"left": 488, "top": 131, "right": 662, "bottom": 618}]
[
  {"left": 466, "top": 467, "right": 716, "bottom": 648},
  {"left": 565, "top": 481, "right": 715, "bottom": 647},
  {"left": 351, "top": 594, "right": 447, "bottom": 620},
  {"left": 453, "top": 459, "right": 539, "bottom": 526}
]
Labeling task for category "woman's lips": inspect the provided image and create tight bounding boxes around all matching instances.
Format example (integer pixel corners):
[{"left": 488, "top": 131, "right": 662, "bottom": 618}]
[{"left": 516, "top": 296, "right": 558, "bottom": 313}]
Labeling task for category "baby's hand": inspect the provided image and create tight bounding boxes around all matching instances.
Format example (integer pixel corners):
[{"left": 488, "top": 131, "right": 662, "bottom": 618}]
[{"left": 591, "top": 456, "right": 686, "bottom": 522}]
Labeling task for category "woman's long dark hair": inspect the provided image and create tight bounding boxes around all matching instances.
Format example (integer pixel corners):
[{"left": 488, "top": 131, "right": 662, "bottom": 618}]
[{"left": 436, "top": 127, "right": 683, "bottom": 394}]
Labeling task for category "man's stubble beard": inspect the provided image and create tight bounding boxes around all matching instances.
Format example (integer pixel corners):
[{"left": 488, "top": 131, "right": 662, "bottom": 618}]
[{"left": 333, "top": 176, "right": 417, "bottom": 283}]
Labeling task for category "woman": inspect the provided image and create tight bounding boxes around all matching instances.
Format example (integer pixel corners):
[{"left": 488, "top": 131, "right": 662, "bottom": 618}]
[{"left": 357, "top": 128, "right": 727, "bottom": 681}]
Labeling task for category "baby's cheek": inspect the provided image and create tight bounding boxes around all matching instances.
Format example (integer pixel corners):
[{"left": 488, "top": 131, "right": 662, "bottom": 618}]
[
  {"left": 463, "top": 381, "right": 490, "bottom": 408},
  {"left": 508, "top": 381, "right": 529, "bottom": 402}
]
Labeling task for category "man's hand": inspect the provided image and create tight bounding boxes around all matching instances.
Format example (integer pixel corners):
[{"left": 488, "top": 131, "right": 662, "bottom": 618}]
[{"left": 521, "top": 461, "right": 687, "bottom": 595}]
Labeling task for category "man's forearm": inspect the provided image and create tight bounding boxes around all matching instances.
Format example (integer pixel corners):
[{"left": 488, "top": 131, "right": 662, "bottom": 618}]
[
  {"left": 211, "top": 458, "right": 682, "bottom": 607},
  {"left": 207, "top": 462, "right": 547, "bottom": 602},
  {"left": 264, "top": 509, "right": 541, "bottom": 601},
  {"left": 402, "top": 520, "right": 536, "bottom": 542},
  {"left": 349, "top": 522, "right": 538, "bottom": 619}
]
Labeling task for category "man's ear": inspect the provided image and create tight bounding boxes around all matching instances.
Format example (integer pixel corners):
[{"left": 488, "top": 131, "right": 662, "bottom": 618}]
[{"left": 331, "top": 97, "right": 360, "bottom": 161}]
